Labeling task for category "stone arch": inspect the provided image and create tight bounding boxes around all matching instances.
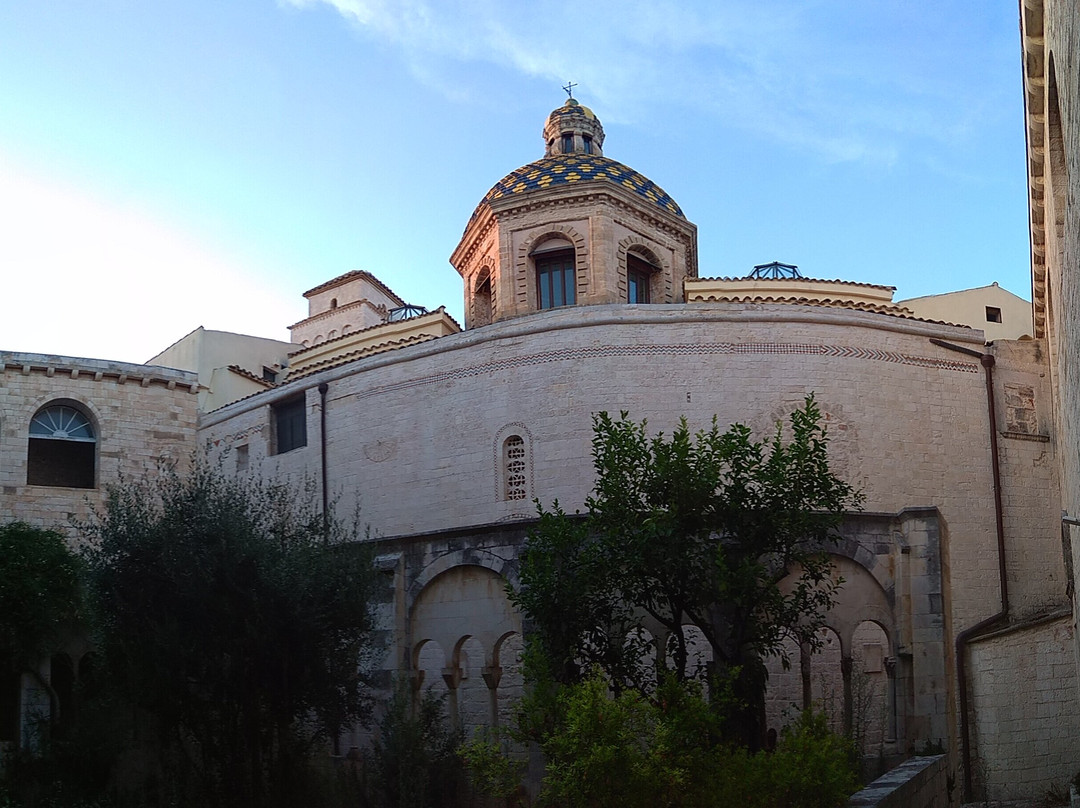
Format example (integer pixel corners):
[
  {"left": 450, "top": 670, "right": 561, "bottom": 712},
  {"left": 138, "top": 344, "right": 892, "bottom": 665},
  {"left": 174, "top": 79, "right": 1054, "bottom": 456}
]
[
  {"left": 764, "top": 634, "right": 804, "bottom": 735},
  {"left": 808, "top": 625, "right": 845, "bottom": 732},
  {"left": 623, "top": 625, "right": 660, "bottom": 690},
  {"left": 850, "top": 620, "right": 892, "bottom": 753},
  {"left": 454, "top": 634, "right": 489, "bottom": 735},
  {"left": 409, "top": 564, "right": 522, "bottom": 731},
  {"left": 828, "top": 536, "right": 892, "bottom": 603},
  {"left": 515, "top": 225, "right": 589, "bottom": 311},
  {"left": 412, "top": 637, "right": 449, "bottom": 697},
  {"left": 409, "top": 552, "right": 520, "bottom": 604},
  {"left": 824, "top": 555, "right": 896, "bottom": 657},
  {"left": 470, "top": 260, "right": 495, "bottom": 328},
  {"left": 493, "top": 631, "right": 525, "bottom": 727},
  {"left": 618, "top": 234, "right": 669, "bottom": 303}
]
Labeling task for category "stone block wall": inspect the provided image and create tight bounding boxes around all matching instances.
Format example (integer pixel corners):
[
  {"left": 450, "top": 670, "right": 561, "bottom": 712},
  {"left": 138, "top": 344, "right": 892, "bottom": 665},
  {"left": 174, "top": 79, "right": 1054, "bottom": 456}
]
[
  {"left": 968, "top": 615, "right": 1080, "bottom": 800},
  {"left": 0, "top": 352, "right": 199, "bottom": 535},
  {"left": 847, "top": 754, "right": 949, "bottom": 808},
  {"left": 199, "top": 302, "right": 1064, "bottom": 790}
]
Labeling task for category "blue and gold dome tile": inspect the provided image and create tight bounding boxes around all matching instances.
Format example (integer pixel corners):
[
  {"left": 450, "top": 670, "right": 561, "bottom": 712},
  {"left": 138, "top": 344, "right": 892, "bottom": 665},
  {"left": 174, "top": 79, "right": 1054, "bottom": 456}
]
[{"left": 476, "top": 155, "right": 685, "bottom": 220}]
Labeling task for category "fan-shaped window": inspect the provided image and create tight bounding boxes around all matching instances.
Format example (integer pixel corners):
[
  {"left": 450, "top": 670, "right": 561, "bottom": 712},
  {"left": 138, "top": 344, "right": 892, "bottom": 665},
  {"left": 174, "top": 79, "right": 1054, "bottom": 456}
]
[{"left": 27, "top": 404, "right": 96, "bottom": 488}]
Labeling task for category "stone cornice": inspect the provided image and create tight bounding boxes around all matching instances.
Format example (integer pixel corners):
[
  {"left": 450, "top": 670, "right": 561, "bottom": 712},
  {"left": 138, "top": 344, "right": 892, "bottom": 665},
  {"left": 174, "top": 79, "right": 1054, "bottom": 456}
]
[
  {"left": 1, "top": 352, "right": 200, "bottom": 393},
  {"left": 288, "top": 299, "right": 382, "bottom": 331},
  {"left": 451, "top": 207, "right": 497, "bottom": 272},
  {"left": 489, "top": 184, "right": 695, "bottom": 240},
  {"left": 1021, "top": 0, "right": 1047, "bottom": 337}
]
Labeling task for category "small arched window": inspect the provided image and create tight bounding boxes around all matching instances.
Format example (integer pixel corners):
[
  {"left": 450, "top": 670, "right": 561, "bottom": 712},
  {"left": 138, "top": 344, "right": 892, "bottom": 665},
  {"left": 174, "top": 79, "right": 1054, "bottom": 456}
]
[
  {"left": 27, "top": 404, "right": 96, "bottom": 488},
  {"left": 503, "top": 436, "right": 527, "bottom": 501},
  {"left": 330, "top": 298, "right": 338, "bottom": 309}
]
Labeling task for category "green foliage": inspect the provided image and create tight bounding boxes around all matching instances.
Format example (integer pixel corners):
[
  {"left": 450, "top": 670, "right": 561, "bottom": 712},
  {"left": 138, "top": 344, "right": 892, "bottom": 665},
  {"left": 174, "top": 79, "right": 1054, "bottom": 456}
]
[
  {"left": 513, "top": 396, "right": 861, "bottom": 746},
  {"left": 508, "top": 671, "right": 856, "bottom": 808},
  {"left": 0, "top": 523, "right": 83, "bottom": 667},
  {"left": 459, "top": 728, "right": 526, "bottom": 806},
  {"left": 366, "top": 682, "right": 466, "bottom": 808},
  {"left": 79, "top": 457, "right": 381, "bottom": 808}
]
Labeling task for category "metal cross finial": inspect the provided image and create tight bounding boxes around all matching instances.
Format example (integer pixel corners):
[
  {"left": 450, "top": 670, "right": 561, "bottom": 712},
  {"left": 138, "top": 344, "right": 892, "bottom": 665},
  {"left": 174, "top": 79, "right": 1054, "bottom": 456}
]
[{"left": 562, "top": 81, "right": 577, "bottom": 99}]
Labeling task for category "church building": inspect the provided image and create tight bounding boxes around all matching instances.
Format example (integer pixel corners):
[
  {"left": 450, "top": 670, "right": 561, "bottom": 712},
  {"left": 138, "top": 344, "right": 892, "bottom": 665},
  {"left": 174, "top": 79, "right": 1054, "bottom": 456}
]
[{"left": 2, "top": 90, "right": 1077, "bottom": 802}]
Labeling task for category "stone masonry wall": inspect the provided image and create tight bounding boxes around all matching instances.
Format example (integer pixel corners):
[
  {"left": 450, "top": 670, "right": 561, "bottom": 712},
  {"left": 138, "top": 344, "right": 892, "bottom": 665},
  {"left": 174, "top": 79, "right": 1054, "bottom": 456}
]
[
  {"left": 199, "top": 302, "right": 1063, "bottom": 790},
  {"left": 847, "top": 754, "right": 949, "bottom": 808},
  {"left": 968, "top": 615, "right": 1080, "bottom": 800},
  {"left": 0, "top": 353, "right": 199, "bottom": 535}
]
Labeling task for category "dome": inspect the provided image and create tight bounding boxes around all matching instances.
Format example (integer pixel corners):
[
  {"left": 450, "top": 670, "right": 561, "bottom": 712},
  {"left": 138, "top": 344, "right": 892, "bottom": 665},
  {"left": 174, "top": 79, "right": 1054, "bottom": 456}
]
[
  {"left": 475, "top": 153, "right": 685, "bottom": 220},
  {"left": 466, "top": 99, "right": 684, "bottom": 223},
  {"left": 545, "top": 98, "right": 599, "bottom": 125}
]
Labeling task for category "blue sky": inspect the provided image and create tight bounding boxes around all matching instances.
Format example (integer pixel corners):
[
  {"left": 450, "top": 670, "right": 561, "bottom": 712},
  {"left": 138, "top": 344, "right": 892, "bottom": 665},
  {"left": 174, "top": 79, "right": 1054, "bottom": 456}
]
[{"left": 0, "top": 1, "right": 1029, "bottom": 363}]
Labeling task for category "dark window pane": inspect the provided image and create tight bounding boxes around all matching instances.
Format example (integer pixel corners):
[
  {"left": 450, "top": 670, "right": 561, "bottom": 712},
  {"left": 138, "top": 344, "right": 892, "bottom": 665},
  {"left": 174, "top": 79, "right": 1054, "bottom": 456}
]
[
  {"left": 536, "top": 250, "right": 575, "bottom": 310},
  {"left": 583, "top": 135, "right": 593, "bottom": 154},
  {"left": 27, "top": 438, "right": 95, "bottom": 488},
  {"left": 627, "top": 254, "right": 653, "bottom": 303},
  {"left": 274, "top": 397, "right": 307, "bottom": 454},
  {"left": 561, "top": 133, "right": 574, "bottom": 153}
]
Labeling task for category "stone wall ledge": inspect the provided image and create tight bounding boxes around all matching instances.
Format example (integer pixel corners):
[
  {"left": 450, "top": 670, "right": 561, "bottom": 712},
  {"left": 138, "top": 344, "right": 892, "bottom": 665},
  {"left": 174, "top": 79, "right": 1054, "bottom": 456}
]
[{"left": 847, "top": 755, "right": 948, "bottom": 808}]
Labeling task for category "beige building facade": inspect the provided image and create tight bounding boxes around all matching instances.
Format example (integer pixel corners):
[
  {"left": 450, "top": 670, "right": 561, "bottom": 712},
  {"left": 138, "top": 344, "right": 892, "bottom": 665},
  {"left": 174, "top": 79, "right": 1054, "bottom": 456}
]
[{"left": 898, "top": 283, "right": 1035, "bottom": 342}]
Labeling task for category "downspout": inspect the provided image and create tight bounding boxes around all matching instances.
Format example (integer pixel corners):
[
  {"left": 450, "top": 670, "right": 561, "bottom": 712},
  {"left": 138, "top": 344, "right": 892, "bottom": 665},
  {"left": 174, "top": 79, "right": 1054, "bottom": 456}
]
[
  {"left": 929, "top": 338, "right": 1008, "bottom": 802},
  {"left": 317, "top": 381, "right": 336, "bottom": 755},
  {"left": 318, "top": 382, "right": 329, "bottom": 530}
]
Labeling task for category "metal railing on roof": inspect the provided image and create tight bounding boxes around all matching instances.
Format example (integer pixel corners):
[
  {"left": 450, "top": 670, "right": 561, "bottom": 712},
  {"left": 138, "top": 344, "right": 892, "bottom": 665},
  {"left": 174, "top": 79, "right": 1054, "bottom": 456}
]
[
  {"left": 748, "top": 261, "right": 803, "bottom": 279},
  {"left": 387, "top": 304, "right": 429, "bottom": 322}
]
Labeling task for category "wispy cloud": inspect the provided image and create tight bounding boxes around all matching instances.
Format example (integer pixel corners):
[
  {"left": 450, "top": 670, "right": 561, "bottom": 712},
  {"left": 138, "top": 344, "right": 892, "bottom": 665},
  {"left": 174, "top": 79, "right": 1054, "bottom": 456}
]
[{"left": 282, "top": 0, "right": 1005, "bottom": 167}]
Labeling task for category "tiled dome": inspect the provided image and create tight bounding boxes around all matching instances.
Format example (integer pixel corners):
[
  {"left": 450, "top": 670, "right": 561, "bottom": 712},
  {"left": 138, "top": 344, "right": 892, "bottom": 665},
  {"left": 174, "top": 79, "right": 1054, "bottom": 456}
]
[
  {"left": 546, "top": 99, "right": 599, "bottom": 124},
  {"left": 478, "top": 154, "right": 685, "bottom": 219}
]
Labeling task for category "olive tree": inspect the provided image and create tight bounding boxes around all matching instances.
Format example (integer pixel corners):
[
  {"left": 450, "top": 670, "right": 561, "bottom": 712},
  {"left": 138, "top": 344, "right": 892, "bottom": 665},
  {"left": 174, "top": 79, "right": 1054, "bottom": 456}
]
[{"left": 82, "top": 459, "right": 381, "bottom": 807}]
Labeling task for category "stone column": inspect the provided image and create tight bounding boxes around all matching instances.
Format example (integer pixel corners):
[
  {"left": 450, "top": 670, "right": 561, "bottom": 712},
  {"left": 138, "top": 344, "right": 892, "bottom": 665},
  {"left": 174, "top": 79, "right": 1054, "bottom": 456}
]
[
  {"left": 442, "top": 666, "right": 463, "bottom": 731},
  {"left": 884, "top": 656, "right": 898, "bottom": 742},
  {"left": 800, "top": 641, "right": 813, "bottom": 710},
  {"left": 482, "top": 665, "right": 503, "bottom": 727},
  {"left": 841, "top": 656, "right": 854, "bottom": 738}
]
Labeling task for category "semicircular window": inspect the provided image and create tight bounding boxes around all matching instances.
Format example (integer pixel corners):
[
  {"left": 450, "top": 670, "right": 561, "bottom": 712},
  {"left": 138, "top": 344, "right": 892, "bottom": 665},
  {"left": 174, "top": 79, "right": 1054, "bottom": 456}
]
[{"left": 27, "top": 405, "right": 96, "bottom": 488}]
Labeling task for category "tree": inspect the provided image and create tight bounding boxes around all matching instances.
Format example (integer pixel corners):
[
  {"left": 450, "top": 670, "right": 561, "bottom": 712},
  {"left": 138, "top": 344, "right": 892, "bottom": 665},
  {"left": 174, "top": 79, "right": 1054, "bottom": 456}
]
[
  {"left": 0, "top": 522, "right": 83, "bottom": 742},
  {"left": 513, "top": 396, "right": 861, "bottom": 749},
  {"left": 81, "top": 458, "right": 381, "bottom": 807}
]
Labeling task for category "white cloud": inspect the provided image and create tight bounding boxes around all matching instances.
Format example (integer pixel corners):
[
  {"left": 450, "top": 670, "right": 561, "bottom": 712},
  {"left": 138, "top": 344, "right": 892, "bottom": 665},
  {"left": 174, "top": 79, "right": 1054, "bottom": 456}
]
[
  {"left": 0, "top": 156, "right": 300, "bottom": 364},
  {"left": 281, "top": 0, "right": 975, "bottom": 165}
]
